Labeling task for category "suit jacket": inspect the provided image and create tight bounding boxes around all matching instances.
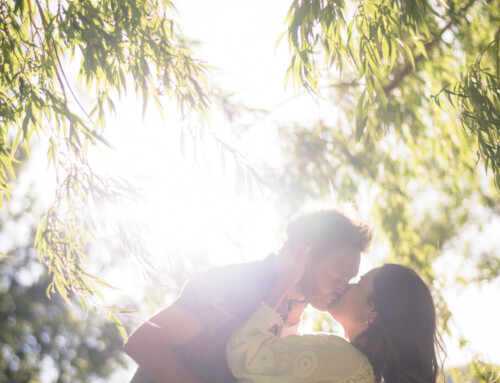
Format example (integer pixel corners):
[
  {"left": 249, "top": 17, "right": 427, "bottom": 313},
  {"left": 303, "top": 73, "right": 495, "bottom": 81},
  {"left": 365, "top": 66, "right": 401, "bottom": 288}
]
[{"left": 130, "top": 254, "right": 298, "bottom": 383}]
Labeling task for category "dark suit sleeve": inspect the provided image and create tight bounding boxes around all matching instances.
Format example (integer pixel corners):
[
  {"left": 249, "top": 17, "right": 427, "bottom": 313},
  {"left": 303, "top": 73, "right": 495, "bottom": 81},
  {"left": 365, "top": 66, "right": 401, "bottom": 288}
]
[
  {"left": 174, "top": 261, "right": 273, "bottom": 335},
  {"left": 130, "top": 366, "right": 155, "bottom": 383}
]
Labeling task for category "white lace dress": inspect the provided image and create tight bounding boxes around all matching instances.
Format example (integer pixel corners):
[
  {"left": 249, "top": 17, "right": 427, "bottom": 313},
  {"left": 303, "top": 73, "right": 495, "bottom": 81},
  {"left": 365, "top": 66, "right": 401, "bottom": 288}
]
[{"left": 226, "top": 303, "right": 375, "bottom": 383}]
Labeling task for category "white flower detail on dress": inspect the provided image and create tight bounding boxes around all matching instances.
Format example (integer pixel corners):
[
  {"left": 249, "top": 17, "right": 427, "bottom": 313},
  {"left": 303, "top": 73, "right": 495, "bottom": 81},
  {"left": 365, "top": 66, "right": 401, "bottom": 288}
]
[
  {"left": 248, "top": 346, "right": 275, "bottom": 373},
  {"left": 292, "top": 350, "right": 319, "bottom": 379}
]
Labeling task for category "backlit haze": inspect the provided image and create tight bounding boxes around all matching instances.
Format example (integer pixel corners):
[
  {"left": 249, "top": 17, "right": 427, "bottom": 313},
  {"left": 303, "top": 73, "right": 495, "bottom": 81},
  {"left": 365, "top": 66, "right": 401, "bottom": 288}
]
[{"left": 77, "top": 0, "right": 499, "bottom": 376}]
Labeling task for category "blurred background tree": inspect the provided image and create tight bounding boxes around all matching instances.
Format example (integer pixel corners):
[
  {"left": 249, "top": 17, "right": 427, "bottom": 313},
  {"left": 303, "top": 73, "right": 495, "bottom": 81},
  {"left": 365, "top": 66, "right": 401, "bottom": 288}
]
[{"left": 0, "top": 161, "right": 127, "bottom": 382}]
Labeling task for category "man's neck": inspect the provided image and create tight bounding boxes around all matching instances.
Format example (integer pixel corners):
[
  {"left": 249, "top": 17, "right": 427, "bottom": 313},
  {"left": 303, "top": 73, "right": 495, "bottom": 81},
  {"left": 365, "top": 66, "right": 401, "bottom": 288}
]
[{"left": 285, "top": 283, "right": 306, "bottom": 302}]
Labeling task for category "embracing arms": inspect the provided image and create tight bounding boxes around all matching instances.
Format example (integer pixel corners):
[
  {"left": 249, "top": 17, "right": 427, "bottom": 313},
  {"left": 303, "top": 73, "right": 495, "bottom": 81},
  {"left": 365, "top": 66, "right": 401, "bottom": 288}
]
[
  {"left": 123, "top": 245, "right": 311, "bottom": 383},
  {"left": 226, "top": 302, "right": 374, "bottom": 383},
  {"left": 124, "top": 304, "right": 204, "bottom": 383},
  {"left": 226, "top": 246, "right": 374, "bottom": 383}
]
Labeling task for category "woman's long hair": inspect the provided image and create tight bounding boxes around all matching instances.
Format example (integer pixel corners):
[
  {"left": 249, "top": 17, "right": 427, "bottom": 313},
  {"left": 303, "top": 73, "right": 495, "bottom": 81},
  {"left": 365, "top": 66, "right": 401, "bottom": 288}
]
[{"left": 352, "top": 264, "right": 444, "bottom": 383}]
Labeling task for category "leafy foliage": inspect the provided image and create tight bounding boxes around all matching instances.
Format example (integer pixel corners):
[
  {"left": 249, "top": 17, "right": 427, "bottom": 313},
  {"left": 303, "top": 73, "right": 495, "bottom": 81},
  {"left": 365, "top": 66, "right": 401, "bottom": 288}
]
[
  {"left": 438, "top": 28, "right": 500, "bottom": 190},
  {"left": 0, "top": 0, "right": 210, "bottom": 315},
  {"left": 274, "top": 0, "right": 500, "bottom": 287},
  {"left": 282, "top": 0, "right": 500, "bottom": 191},
  {"left": 0, "top": 181, "right": 127, "bottom": 383},
  {"left": 447, "top": 359, "right": 500, "bottom": 383}
]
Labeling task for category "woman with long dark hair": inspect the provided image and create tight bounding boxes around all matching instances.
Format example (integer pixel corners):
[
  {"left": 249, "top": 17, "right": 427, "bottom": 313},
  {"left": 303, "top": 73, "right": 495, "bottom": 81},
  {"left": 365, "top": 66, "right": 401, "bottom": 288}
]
[
  {"left": 332, "top": 264, "right": 442, "bottom": 383},
  {"left": 226, "top": 262, "right": 444, "bottom": 383}
]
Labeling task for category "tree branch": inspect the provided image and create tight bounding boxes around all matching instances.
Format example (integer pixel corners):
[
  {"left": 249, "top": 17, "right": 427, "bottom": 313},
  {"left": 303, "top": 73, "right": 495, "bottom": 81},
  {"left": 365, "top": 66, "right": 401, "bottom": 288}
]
[
  {"left": 34, "top": 0, "right": 92, "bottom": 124},
  {"left": 383, "top": 19, "right": 453, "bottom": 95},
  {"left": 383, "top": 0, "right": 477, "bottom": 95}
]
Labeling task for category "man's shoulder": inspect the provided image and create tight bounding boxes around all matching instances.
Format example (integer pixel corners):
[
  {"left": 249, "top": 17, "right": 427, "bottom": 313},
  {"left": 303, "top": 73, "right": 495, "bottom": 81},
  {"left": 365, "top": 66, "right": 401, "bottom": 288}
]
[
  {"left": 129, "top": 367, "right": 154, "bottom": 383},
  {"left": 196, "top": 254, "right": 275, "bottom": 286},
  {"left": 175, "top": 254, "right": 276, "bottom": 318}
]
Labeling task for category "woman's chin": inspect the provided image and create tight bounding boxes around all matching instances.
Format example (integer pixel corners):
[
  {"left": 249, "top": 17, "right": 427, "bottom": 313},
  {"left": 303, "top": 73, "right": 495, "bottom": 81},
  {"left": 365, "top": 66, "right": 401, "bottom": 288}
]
[{"left": 327, "top": 303, "right": 340, "bottom": 319}]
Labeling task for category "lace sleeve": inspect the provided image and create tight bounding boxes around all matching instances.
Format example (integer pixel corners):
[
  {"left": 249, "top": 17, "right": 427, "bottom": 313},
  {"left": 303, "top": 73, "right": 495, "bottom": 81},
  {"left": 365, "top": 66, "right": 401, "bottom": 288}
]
[{"left": 226, "top": 303, "right": 374, "bottom": 383}]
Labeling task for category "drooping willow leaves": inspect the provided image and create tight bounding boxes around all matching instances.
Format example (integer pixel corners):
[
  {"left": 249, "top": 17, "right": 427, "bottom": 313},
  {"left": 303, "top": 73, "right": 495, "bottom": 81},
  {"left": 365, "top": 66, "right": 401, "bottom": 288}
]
[
  {"left": 438, "top": 29, "right": 500, "bottom": 190},
  {"left": 0, "top": 0, "right": 210, "bottom": 325},
  {"left": 281, "top": 0, "right": 500, "bottom": 192}
]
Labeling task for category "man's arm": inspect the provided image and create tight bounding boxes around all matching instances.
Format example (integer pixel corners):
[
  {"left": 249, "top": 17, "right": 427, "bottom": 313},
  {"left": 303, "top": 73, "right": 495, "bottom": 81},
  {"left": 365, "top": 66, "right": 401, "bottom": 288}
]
[{"left": 123, "top": 303, "right": 205, "bottom": 383}]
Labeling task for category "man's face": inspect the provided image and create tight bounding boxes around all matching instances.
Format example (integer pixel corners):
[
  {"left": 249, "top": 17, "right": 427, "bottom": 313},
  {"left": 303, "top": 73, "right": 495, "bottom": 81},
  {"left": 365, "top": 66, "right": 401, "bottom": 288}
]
[{"left": 299, "top": 247, "right": 361, "bottom": 312}]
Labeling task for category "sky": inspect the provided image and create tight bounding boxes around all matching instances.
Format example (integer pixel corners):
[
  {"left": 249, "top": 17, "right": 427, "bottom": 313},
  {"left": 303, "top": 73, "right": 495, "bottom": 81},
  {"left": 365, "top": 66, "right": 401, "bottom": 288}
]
[{"left": 92, "top": 0, "right": 499, "bottom": 376}]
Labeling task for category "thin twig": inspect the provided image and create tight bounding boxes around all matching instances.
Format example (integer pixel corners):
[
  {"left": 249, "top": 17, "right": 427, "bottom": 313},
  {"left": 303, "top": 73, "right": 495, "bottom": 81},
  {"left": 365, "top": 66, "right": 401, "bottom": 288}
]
[
  {"left": 55, "top": 52, "right": 93, "bottom": 121},
  {"left": 34, "top": 0, "right": 67, "bottom": 102}
]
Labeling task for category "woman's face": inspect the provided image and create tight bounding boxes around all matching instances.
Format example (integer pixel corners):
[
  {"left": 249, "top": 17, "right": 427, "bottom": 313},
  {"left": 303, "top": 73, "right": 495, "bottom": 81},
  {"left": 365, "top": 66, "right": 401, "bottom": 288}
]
[{"left": 328, "top": 267, "right": 380, "bottom": 341}]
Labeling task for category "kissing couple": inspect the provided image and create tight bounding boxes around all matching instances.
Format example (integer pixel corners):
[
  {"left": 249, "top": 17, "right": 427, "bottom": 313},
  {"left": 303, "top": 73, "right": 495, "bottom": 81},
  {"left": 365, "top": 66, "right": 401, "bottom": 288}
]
[{"left": 124, "top": 208, "right": 442, "bottom": 383}]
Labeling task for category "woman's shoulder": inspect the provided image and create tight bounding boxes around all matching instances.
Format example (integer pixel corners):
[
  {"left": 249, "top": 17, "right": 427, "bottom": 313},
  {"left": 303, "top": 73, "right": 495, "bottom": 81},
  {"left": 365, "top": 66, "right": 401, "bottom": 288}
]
[
  {"left": 290, "top": 333, "right": 374, "bottom": 382},
  {"left": 300, "top": 331, "right": 352, "bottom": 346}
]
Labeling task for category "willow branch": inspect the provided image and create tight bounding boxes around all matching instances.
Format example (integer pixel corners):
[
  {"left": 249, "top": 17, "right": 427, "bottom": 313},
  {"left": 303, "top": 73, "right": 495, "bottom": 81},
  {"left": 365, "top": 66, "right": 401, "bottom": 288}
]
[
  {"left": 383, "top": 0, "right": 477, "bottom": 95},
  {"left": 383, "top": 19, "right": 453, "bottom": 95},
  {"left": 34, "top": 0, "right": 67, "bottom": 102}
]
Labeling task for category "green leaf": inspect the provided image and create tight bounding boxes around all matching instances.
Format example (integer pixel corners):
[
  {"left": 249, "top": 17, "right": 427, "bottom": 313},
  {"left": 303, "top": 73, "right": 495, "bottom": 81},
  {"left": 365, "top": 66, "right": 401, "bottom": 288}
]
[
  {"left": 413, "top": 37, "right": 428, "bottom": 59},
  {"left": 11, "top": 128, "right": 23, "bottom": 156},
  {"left": 389, "top": 39, "right": 398, "bottom": 72},
  {"left": 54, "top": 276, "right": 71, "bottom": 305},
  {"left": 371, "top": 75, "right": 387, "bottom": 110},
  {"left": 403, "top": 42, "right": 415, "bottom": 69},
  {"left": 46, "top": 283, "right": 54, "bottom": 298},
  {"left": 382, "top": 39, "right": 389, "bottom": 66},
  {"left": 107, "top": 311, "right": 128, "bottom": 341},
  {"left": 366, "top": 75, "right": 375, "bottom": 104},
  {"left": 79, "top": 296, "right": 88, "bottom": 312},
  {"left": 355, "top": 89, "right": 369, "bottom": 141}
]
